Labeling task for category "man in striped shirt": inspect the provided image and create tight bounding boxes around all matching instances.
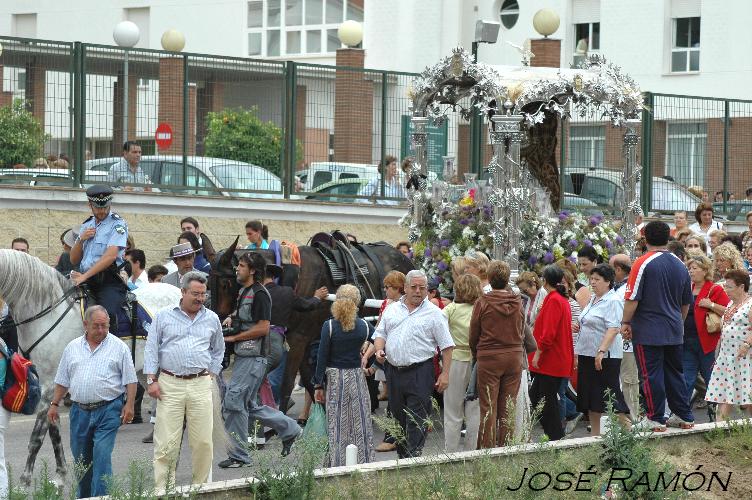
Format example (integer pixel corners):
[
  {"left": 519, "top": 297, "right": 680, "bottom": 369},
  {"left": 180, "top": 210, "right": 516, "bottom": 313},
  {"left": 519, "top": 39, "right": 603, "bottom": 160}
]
[
  {"left": 621, "top": 221, "right": 694, "bottom": 432},
  {"left": 48, "top": 305, "right": 137, "bottom": 498},
  {"left": 144, "top": 272, "right": 225, "bottom": 489}
]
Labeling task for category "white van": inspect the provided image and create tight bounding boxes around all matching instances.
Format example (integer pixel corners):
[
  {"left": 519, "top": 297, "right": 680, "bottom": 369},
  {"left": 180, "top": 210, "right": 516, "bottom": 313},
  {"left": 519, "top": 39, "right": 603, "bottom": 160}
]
[{"left": 299, "top": 162, "right": 379, "bottom": 190}]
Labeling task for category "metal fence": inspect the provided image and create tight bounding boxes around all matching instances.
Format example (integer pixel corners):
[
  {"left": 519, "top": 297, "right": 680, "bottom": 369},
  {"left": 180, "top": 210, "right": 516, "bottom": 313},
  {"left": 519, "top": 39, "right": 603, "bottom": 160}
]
[{"left": 1, "top": 35, "right": 751, "bottom": 211}]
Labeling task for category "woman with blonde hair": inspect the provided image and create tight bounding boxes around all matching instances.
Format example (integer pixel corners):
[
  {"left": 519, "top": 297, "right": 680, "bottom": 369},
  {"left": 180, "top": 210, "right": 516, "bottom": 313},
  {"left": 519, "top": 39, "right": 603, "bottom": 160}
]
[
  {"left": 712, "top": 242, "right": 745, "bottom": 283},
  {"left": 443, "top": 273, "right": 482, "bottom": 452},
  {"left": 465, "top": 252, "right": 491, "bottom": 293},
  {"left": 314, "top": 284, "right": 374, "bottom": 466},
  {"left": 685, "top": 235, "right": 708, "bottom": 255}
]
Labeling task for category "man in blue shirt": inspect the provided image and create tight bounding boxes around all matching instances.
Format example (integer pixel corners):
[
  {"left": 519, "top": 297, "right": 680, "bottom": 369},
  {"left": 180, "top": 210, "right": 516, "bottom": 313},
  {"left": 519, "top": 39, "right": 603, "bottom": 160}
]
[
  {"left": 70, "top": 185, "right": 129, "bottom": 332},
  {"left": 622, "top": 221, "right": 694, "bottom": 431}
]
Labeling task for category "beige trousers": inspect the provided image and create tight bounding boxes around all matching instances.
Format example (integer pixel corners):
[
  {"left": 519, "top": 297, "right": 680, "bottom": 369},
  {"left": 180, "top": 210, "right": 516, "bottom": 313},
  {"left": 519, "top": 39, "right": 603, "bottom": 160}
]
[
  {"left": 443, "top": 359, "right": 480, "bottom": 453},
  {"left": 620, "top": 351, "right": 641, "bottom": 421},
  {"left": 153, "top": 373, "right": 214, "bottom": 490}
]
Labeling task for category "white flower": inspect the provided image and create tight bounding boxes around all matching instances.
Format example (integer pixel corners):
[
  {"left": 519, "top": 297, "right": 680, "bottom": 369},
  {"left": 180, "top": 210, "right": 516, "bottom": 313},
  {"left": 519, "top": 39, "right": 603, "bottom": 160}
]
[
  {"left": 593, "top": 244, "right": 603, "bottom": 255},
  {"left": 462, "top": 227, "right": 476, "bottom": 239}
]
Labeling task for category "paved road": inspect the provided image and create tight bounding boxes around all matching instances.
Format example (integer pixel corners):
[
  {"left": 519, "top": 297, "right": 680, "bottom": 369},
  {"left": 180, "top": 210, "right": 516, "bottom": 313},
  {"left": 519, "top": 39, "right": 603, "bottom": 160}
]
[{"left": 4, "top": 386, "right": 715, "bottom": 493}]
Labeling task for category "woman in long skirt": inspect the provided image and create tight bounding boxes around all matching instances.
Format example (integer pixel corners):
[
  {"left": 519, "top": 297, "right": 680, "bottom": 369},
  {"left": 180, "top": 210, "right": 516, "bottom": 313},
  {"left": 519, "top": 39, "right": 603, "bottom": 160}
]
[{"left": 314, "top": 284, "right": 375, "bottom": 466}]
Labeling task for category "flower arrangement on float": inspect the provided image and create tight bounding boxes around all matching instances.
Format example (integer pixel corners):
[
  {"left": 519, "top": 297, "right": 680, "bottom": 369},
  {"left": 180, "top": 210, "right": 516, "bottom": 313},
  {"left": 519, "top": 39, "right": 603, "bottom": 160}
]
[{"left": 402, "top": 190, "right": 626, "bottom": 293}]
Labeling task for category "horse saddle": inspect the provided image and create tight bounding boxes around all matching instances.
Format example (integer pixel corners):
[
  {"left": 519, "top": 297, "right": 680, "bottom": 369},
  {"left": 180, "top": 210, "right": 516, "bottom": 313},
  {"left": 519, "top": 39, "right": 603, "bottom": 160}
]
[
  {"left": 311, "top": 231, "right": 370, "bottom": 287},
  {"left": 80, "top": 287, "right": 152, "bottom": 340}
]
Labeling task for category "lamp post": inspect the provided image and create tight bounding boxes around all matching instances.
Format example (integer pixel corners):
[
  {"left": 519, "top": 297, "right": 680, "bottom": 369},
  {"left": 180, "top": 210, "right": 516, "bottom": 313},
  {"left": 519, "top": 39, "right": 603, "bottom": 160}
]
[
  {"left": 469, "top": 20, "right": 500, "bottom": 176},
  {"left": 113, "top": 21, "right": 140, "bottom": 146},
  {"left": 338, "top": 20, "right": 363, "bottom": 48}
]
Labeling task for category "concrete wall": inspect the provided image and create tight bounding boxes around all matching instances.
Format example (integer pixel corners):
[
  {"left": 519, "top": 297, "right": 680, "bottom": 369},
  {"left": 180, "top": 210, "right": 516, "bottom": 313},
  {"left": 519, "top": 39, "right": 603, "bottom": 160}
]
[{"left": 0, "top": 187, "right": 408, "bottom": 269}]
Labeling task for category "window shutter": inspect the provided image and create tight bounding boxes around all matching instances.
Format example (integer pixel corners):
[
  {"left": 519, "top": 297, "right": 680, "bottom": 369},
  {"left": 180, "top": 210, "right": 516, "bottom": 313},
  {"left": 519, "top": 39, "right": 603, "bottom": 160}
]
[
  {"left": 571, "top": 0, "right": 601, "bottom": 24},
  {"left": 671, "top": 0, "right": 701, "bottom": 18}
]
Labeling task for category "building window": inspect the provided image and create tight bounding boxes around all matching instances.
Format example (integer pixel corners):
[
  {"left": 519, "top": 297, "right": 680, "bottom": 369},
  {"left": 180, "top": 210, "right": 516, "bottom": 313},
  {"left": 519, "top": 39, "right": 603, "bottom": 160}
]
[
  {"left": 500, "top": 0, "right": 519, "bottom": 29},
  {"left": 666, "top": 122, "right": 706, "bottom": 186},
  {"left": 574, "top": 22, "right": 600, "bottom": 52},
  {"left": 671, "top": 17, "right": 700, "bottom": 72},
  {"left": 12, "top": 13, "right": 37, "bottom": 38},
  {"left": 247, "top": 0, "right": 360, "bottom": 56},
  {"left": 569, "top": 125, "right": 605, "bottom": 168}
]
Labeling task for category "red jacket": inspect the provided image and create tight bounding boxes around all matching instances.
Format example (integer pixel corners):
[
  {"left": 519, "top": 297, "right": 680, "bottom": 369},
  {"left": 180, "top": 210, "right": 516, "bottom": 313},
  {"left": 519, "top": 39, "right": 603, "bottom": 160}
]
[
  {"left": 693, "top": 281, "right": 730, "bottom": 354},
  {"left": 529, "top": 291, "right": 573, "bottom": 378}
]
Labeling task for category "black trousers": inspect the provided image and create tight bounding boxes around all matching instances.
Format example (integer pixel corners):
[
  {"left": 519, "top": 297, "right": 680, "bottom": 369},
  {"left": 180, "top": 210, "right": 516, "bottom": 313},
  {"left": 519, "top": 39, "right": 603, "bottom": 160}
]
[
  {"left": 386, "top": 359, "right": 434, "bottom": 458},
  {"left": 529, "top": 373, "right": 565, "bottom": 441},
  {"left": 87, "top": 271, "right": 127, "bottom": 332}
]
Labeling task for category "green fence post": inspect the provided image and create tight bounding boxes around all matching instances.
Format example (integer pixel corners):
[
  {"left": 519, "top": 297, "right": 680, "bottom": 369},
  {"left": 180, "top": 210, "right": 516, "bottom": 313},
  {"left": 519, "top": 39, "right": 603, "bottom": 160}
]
[
  {"left": 73, "top": 42, "right": 86, "bottom": 187},
  {"left": 380, "top": 71, "right": 387, "bottom": 198},
  {"left": 723, "top": 99, "right": 730, "bottom": 214},
  {"left": 283, "top": 61, "right": 297, "bottom": 199},
  {"left": 182, "top": 54, "right": 189, "bottom": 191},
  {"left": 560, "top": 118, "right": 566, "bottom": 202},
  {"left": 640, "top": 92, "right": 654, "bottom": 213}
]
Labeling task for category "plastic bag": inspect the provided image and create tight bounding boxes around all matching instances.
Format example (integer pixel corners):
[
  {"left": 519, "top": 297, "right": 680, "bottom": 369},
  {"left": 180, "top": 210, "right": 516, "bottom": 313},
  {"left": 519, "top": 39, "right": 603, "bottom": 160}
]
[{"left": 302, "top": 403, "right": 327, "bottom": 440}]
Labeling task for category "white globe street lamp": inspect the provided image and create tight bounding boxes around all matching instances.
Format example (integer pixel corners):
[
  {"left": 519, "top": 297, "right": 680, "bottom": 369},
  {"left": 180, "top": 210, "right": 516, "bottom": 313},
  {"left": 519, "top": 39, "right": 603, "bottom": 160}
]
[
  {"left": 161, "top": 29, "right": 186, "bottom": 52},
  {"left": 113, "top": 21, "right": 140, "bottom": 145},
  {"left": 532, "top": 8, "right": 560, "bottom": 38},
  {"left": 337, "top": 20, "right": 363, "bottom": 48}
]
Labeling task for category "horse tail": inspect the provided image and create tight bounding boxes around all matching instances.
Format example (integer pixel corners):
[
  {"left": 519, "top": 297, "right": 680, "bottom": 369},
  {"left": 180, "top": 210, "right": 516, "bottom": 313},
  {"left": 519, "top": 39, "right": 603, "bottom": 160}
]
[{"left": 211, "top": 378, "right": 230, "bottom": 450}]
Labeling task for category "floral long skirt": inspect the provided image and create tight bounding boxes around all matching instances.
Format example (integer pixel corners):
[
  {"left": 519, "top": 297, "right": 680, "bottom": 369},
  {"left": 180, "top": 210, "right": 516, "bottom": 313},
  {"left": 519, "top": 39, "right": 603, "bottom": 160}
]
[{"left": 324, "top": 367, "right": 375, "bottom": 466}]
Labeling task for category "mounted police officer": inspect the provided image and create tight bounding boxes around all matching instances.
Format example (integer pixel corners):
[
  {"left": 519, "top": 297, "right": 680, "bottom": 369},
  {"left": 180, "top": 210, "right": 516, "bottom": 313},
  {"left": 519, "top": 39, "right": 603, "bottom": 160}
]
[{"left": 69, "top": 185, "right": 129, "bottom": 331}]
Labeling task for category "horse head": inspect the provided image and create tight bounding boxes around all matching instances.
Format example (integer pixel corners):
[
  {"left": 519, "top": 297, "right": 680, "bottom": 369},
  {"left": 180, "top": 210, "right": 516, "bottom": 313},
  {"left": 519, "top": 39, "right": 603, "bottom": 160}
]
[{"left": 209, "top": 235, "right": 240, "bottom": 319}]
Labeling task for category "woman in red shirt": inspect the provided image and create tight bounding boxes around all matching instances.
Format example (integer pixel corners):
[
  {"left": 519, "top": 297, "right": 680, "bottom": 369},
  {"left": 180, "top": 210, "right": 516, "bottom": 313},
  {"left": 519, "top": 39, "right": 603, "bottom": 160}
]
[{"left": 529, "top": 265, "right": 574, "bottom": 441}]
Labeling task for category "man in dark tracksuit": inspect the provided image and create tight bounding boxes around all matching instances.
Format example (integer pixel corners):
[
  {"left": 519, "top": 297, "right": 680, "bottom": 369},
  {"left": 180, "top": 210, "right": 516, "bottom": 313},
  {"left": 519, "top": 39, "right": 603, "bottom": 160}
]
[{"left": 262, "top": 265, "right": 328, "bottom": 408}]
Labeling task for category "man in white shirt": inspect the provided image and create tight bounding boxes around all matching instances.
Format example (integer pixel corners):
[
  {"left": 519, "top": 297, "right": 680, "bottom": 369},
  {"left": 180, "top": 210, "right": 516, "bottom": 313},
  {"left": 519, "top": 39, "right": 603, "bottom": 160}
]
[
  {"left": 373, "top": 269, "right": 454, "bottom": 458},
  {"left": 124, "top": 249, "right": 149, "bottom": 288},
  {"left": 609, "top": 253, "right": 639, "bottom": 422}
]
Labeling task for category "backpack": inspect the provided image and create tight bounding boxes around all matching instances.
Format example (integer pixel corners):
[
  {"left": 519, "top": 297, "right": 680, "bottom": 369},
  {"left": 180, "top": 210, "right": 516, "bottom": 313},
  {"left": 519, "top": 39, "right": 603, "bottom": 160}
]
[{"left": 1, "top": 343, "right": 41, "bottom": 415}]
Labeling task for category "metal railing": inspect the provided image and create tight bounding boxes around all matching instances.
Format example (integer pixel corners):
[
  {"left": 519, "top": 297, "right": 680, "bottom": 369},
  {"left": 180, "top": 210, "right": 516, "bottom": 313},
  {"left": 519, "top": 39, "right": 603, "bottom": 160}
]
[{"left": 2, "top": 36, "right": 751, "bottom": 211}]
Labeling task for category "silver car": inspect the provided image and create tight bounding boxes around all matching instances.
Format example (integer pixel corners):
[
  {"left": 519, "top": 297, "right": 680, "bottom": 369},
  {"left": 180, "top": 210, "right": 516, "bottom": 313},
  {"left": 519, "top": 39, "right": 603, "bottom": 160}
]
[{"left": 86, "top": 156, "right": 282, "bottom": 198}]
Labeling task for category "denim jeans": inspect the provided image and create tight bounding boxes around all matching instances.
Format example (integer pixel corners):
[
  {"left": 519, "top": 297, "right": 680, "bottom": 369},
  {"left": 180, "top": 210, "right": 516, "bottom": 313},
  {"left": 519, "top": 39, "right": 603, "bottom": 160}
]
[
  {"left": 682, "top": 334, "right": 715, "bottom": 395},
  {"left": 267, "top": 349, "right": 288, "bottom": 405},
  {"left": 70, "top": 395, "right": 124, "bottom": 498},
  {"left": 558, "top": 378, "right": 578, "bottom": 421}
]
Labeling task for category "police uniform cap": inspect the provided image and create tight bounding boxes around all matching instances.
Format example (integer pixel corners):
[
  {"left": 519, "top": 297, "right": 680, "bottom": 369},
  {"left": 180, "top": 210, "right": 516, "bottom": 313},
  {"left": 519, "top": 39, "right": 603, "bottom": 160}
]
[{"left": 86, "top": 185, "right": 114, "bottom": 207}]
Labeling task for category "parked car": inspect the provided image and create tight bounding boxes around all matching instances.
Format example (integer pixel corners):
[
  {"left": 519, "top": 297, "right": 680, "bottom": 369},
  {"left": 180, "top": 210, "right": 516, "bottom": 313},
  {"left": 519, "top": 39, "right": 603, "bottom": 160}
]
[
  {"left": 713, "top": 201, "right": 752, "bottom": 221},
  {"left": 0, "top": 168, "right": 109, "bottom": 188},
  {"left": 299, "top": 161, "right": 439, "bottom": 191},
  {"left": 86, "top": 156, "right": 281, "bottom": 198},
  {"left": 563, "top": 168, "right": 701, "bottom": 213},
  {"left": 304, "top": 178, "right": 371, "bottom": 203}
]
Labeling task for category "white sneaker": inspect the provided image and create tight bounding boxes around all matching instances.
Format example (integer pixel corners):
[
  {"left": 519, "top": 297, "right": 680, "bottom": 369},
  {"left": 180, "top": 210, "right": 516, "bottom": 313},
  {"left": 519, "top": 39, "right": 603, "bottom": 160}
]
[
  {"left": 631, "top": 418, "right": 667, "bottom": 433},
  {"left": 666, "top": 414, "right": 694, "bottom": 429},
  {"left": 565, "top": 413, "right": 584, "bottom": 435}
]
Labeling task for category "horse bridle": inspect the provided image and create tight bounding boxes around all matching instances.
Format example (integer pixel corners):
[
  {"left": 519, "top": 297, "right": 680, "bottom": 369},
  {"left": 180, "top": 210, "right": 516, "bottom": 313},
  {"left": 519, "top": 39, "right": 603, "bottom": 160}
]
[{"left": 3, "top": 286, "right": 85, "bottom": 359}]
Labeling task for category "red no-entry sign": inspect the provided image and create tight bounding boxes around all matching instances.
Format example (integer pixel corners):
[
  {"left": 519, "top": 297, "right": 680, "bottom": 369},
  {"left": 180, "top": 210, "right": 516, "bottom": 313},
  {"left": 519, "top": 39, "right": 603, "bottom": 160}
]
[{"left": 155, "top": 123, "right": 173, "bottom": 150}]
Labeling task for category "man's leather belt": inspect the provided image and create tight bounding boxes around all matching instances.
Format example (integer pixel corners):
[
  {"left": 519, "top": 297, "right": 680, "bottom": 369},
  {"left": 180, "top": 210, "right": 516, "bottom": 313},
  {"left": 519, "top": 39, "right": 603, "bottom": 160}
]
[
  {"left": 75, "top": 400, "right": 111, "bottom": 411},
  {"left": 161, "top": 369, "right": 209, "bottom": 379},
  {"left": 389, "top": 358, "right": 432, "bottom": 371}
]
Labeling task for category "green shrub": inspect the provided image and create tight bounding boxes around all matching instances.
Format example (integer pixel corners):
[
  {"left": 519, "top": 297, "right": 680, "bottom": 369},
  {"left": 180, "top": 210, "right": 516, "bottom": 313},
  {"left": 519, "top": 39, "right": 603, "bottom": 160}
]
[
  {"left": 0, "top": 100, "right": 49, "bottom": 168},
  {"left": 203, "top": 107, "right": 302, "bottom": 178}
]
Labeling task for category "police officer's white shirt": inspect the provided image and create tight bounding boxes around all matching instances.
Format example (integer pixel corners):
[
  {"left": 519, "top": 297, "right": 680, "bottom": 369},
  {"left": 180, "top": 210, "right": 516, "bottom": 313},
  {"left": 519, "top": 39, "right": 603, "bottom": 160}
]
[{"left": 373, "top": 296, "right": 454, "bottom": 367}]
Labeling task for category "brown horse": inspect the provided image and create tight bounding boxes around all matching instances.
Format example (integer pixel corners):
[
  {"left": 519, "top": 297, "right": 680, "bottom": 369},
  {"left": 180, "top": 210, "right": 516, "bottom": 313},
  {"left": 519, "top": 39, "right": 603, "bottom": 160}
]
[{"left": 209, "top": 236, "right": 413, "bottom": 413}]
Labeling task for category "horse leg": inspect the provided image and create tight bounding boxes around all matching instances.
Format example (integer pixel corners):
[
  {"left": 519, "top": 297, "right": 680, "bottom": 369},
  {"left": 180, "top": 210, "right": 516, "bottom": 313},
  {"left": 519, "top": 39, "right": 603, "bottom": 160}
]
[
  {"left": 48, "top": 421, "right": 68, "bottom": 482},
  {"left": 21, "top": 411, "right": 51, "bottom": 486},
  {"left": 280, "top": 332, "right": 309, "bottom": 414}
]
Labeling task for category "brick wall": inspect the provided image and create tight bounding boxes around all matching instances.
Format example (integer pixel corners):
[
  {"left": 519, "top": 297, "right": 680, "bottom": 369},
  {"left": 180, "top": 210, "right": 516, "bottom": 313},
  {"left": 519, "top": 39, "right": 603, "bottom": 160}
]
[
  {"left": 111, "top": 73, "right": 138, "bottom": 154},
  {"left": 157, "top": 57, "right": 196, "bottom": 155},
  {"left": 333, "top": 49, "right": 373, "bottom": 164},
  {"left": 530, "top": 39, "right": 561, "bottom": 68},
  {"left": 24, "top": 63, "right": 46, "bottom": 129}
]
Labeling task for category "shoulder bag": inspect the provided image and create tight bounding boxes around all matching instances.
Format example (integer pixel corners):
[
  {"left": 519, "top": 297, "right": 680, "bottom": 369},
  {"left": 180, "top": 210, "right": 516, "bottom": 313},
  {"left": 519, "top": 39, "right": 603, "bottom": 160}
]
[{"left": 705, "top": 285, "right": 722, "bottom": 334}]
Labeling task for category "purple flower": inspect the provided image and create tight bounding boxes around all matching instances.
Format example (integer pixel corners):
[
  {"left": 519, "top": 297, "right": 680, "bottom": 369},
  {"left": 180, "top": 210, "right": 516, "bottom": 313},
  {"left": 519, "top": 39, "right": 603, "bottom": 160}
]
[
  {"left": 437, "top": 275, "right": 444, "bottom": 283},
  {"left": 459, "top": 218, "right": 469, "bottom": 226},
  {"left": 437, "top": 261, "right": 448, "bottom": 272},
  {"left": 604, "top": 239, "right": 612, "bottom": 249},
  {"left": 615, "top": 236, "right": 625, "bottom": 245},
  {"left": 440, "top": 239, "right": 451, "bottom": 248},
  {"left": 428, "top": 276, "right": 440, "bottom": 288},
  {"left": 589, "top": 216, "right": 600, "bottom": 226},
  {"left": 558, "top": 212, "right": 569, "bottom": 221},
  {"left": 568, "top": 256, "right": 577, "bottom": 263},
  {"left": 568, "top": 239, "right": 578, "bottom": 248},
  {"left": 424, "top": 247, "right": 432, "bottom": 258},
  {"left": 543, "top": 251, "right": 554, "bottom": 264},
  {"left": 583, "top": 239, "right": 593, "bottom": 247},
  {"left": 528, "top": 256, "right": 538, "bottom": 267}
]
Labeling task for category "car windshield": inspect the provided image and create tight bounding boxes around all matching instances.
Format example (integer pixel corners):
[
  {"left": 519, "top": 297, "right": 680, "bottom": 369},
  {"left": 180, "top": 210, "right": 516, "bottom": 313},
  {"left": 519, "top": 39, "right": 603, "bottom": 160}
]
[{"left": 209, "top": 164, "right": 281, "bottom": 195}]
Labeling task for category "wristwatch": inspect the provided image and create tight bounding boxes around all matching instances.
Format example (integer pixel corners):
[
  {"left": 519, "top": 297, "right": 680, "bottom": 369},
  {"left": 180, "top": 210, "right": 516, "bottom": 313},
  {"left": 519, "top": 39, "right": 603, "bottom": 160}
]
[
  {"left": 597, "top": 349, "right": 607, "bottom": 355},
  {"left": 147, "top": 377, "right": 157, "bottom": 385},
  {"left": 50, "top": 401, "right": 59, "bottom": 406}
]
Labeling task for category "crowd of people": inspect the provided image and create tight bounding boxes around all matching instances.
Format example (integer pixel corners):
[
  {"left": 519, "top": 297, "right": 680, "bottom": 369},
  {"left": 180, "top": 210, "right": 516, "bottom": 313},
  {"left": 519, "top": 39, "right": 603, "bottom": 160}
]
[{"left": 5, "top": 155, "right": 752, "bottom": 497}]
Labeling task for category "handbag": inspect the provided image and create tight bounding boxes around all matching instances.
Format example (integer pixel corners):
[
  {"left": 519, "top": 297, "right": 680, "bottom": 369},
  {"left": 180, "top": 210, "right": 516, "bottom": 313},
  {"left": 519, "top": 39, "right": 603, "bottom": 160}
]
[{"left": 705, "top": 286, "right": 722, "bottom": 334}]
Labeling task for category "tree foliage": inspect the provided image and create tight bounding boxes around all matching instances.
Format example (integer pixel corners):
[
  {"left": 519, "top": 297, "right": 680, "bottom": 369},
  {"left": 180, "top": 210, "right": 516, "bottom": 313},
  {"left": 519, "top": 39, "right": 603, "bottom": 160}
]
[
  {"left": 204, "top": 107, "right": 301, "bottom": 178},
  {"left": 0, "top": 100, "right": 49, "bottom": 168}
]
